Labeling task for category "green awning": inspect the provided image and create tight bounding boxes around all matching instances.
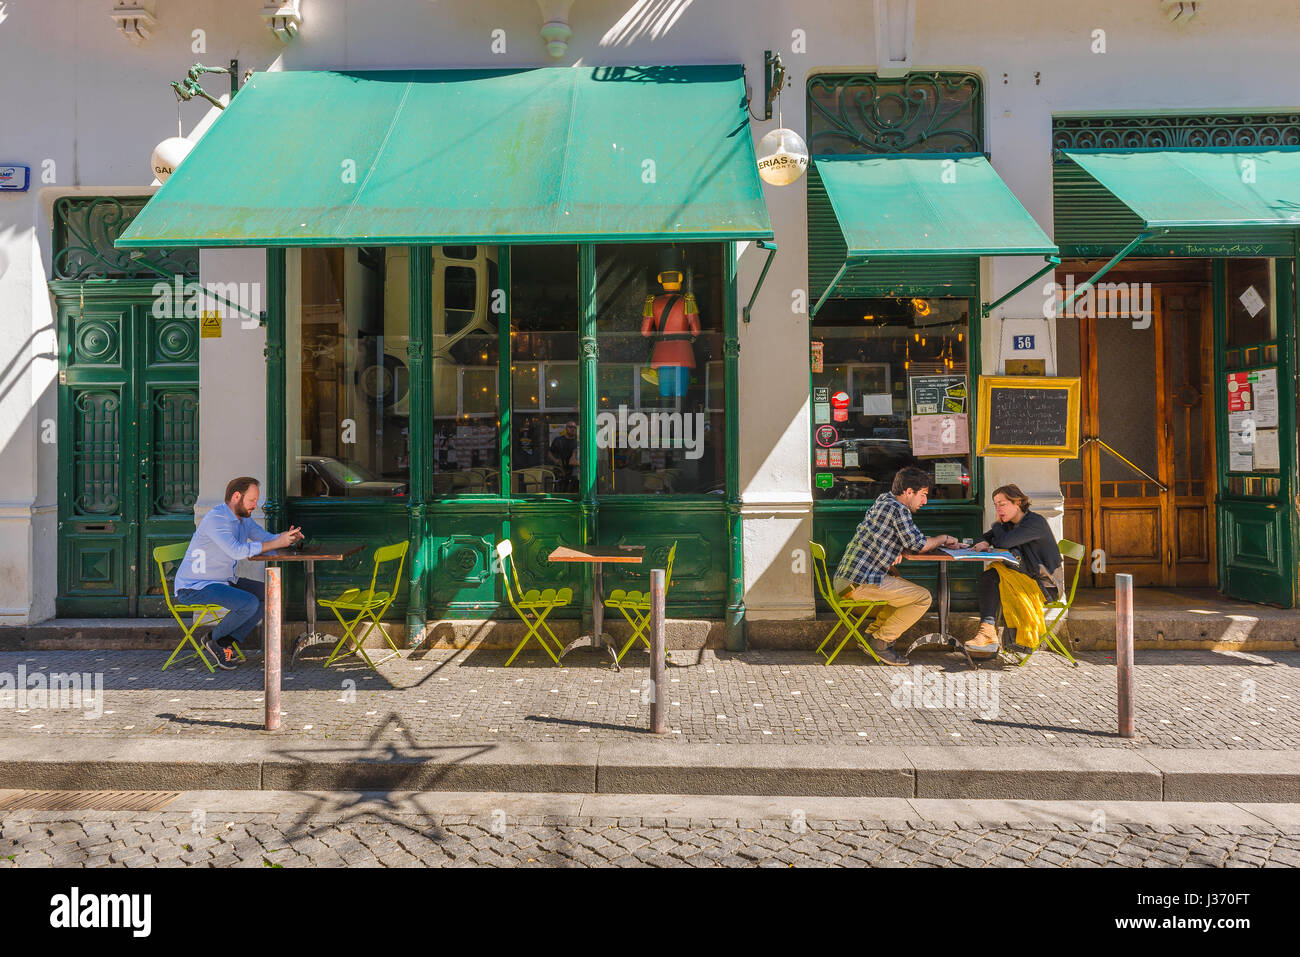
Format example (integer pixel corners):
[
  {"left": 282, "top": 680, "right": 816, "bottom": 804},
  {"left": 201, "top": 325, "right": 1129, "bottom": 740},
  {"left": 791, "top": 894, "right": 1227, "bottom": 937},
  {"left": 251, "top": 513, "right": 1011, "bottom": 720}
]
[
  {"left": 117, "top": 66, "right": 773, "bottom": 248},
  {"left": 1060, "top": 148, "right": 1300, "bottom": 229},
  {"left": 811, "top": 154, "right": 1057, "bottom": 258}
]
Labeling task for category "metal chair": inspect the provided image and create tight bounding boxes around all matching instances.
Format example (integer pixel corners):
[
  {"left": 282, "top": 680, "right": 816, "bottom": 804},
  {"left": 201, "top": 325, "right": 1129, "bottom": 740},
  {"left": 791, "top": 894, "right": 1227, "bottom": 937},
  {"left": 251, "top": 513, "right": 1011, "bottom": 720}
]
[
  {"left": 496, "top": 540, "right": 571, "bottom": 666},
  {"left": 1015, "top": 539, "right": 1084, "bottom": 668},
  {"left": 809, "top": 541, "right": 888, "bottom": 665},
  {"left": 153, "top": 542, "right": 242, "bottom": 673},
  {"left": 317, "top": 540, "right": 409, "bottom": 669},
  {"left": 604, "top": 542, "right": 676, "bottom": 664}
]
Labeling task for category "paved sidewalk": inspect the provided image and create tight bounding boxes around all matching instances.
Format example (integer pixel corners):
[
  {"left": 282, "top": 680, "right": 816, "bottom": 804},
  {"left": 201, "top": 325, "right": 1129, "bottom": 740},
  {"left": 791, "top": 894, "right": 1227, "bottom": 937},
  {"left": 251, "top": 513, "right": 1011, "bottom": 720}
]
[
  {"left": 0, "top": 648, "right": 1296, "bottom": 749},
  {"left": 2, "top": 792, "right": 1298, "bottom": 868}
]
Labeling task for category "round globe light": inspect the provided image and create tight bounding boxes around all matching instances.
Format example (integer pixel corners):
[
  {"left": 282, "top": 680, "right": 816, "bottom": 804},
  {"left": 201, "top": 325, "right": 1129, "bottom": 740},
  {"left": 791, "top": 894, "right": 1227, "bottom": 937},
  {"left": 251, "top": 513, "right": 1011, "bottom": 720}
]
[
  {"left": 756, "top": 127, "right": 809, "bottom": 186},
  {"left": 151, "top": 137, "right": 194, "bottom": 183}
]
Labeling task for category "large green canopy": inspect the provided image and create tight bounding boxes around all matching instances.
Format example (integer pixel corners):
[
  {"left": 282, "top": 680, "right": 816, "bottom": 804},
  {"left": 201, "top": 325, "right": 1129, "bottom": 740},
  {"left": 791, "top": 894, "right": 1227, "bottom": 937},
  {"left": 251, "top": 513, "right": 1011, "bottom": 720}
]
[
  {"left": 118, "top": 66, "right": 773, "bottom": 248},
  {"left": 812, "top": 154, "right": 1056, "bottom": 258},
  {"left": 1060, "top": 148, "right": 1300, "bottom": 229}
]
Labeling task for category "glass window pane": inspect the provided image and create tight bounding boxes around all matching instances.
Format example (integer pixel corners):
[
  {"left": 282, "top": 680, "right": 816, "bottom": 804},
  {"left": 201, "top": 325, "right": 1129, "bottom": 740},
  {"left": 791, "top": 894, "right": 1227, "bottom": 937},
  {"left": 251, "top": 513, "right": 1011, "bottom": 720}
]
[
  {"left": 431, "top": 245, "right": 501, "bottom": 496},
  {"left": 1226, "top": 258, "right": 1276, "bottom": 348},
  {"left": 511, "top": 245, "right": 580, "bottom": 495},
  {"left": 594, "top": 243, "right": 725, "bottom": 495},
  {"left": 287, "top": 247, "right": 410, "bottom": 499},
  {"left": 810, "top": 297, "right": 972, "bottom": 501}
]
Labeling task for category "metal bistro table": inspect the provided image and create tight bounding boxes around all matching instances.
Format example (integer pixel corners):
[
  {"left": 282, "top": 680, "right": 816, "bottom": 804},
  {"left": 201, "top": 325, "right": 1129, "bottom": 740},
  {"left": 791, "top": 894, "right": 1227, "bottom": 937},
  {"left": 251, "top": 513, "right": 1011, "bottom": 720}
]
[
  {"left": 901, "top": 551, "right": 1017, "bottom": 668},
  {"left": 547, "top": 544, "right": 645, "bottom": 671},
  {"left": 251, "top": 543, "right": 365, "bottom": 669}
]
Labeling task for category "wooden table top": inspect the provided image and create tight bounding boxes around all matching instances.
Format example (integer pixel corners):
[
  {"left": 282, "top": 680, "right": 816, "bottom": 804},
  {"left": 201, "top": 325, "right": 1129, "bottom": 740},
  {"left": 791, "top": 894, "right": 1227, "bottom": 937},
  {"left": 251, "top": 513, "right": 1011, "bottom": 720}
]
[
  {"left": 547, "top": 545, "right": 646, "bottom": 564},
  {"left": 902, "top": 550, "right": 1013, "bottom": 563},
  {"left": 250, "top": 544, "right": 365, "bottom": 563}
]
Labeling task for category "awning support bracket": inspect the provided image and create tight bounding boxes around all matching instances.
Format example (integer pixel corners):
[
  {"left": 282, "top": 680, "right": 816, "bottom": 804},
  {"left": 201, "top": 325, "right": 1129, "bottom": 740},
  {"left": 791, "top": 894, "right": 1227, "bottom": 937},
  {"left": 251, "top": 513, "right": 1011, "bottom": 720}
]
[
  {"left": 1060, "top": 229, "right": 1166, "bottom": 312},
  {"left": 980, "top": 255, "right": 1060, "bottom": 318},
  {"left": 127, "top": 250, "right": 267, "bottom": 326},
  {"left": 742, "top": 239, "right": 778, "bottom": 323},
  {"left": 810, "top": 257, "right": 865, "bottom": 319}
]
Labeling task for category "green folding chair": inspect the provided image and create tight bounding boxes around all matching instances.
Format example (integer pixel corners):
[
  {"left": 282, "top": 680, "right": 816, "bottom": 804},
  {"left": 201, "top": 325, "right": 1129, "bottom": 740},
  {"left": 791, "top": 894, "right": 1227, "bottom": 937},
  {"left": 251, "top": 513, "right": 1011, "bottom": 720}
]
[
  {"left": 809, "top": 541, "right": 888, "bottom": 665},
  {"left": 154, "top": 542, "right": 243, "bottom": 673},
  {"left": 1015, "top": 539, "right": 1084, "bottom": 668},
  {"left": 318, "top": 541, "right": 409, "bottom": 669},
  {"left": 604, "top": 542, "right": 677, "bottom": 664},
  {"left": 496, "top": 540, "right": 572, "bottom": 666}
]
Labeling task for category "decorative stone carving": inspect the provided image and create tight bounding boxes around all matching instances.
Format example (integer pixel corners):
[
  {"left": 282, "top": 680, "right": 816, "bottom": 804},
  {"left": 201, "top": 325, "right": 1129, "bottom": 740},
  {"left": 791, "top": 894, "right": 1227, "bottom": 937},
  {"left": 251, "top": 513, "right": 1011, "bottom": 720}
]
[
  {"left": 262, "top": 0, "right": 302, "bottom": 44},
  {"left": 536, "top": 0, "right": 574, "bottom": 58},
  {"left": 873, "top": 0, "right": 915, "bottom": 78},
  {"left": 110, "top": 1, "right": 156, "bottom": 44}
]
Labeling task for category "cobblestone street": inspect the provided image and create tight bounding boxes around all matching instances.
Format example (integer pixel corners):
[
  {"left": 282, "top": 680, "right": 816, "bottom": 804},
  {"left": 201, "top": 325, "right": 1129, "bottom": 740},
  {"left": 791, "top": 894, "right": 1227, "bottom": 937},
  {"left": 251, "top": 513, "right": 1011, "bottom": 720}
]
[
  {"left": 0, "top": 649, "right": 1296, "bottom": 749},
  {"left": 3, "top": 799, "right": 1299, "bottom": 868}
]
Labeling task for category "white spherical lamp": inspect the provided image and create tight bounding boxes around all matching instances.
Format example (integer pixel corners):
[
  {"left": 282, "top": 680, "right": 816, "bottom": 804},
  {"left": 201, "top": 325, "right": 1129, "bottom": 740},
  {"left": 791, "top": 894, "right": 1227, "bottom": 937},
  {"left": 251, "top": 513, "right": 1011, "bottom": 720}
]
[
  {"left": 151, "top": 137, "right": 194, "bottom": 183},
  {"left": 756, "top": 127, "right": 809, "bottom": 186}
]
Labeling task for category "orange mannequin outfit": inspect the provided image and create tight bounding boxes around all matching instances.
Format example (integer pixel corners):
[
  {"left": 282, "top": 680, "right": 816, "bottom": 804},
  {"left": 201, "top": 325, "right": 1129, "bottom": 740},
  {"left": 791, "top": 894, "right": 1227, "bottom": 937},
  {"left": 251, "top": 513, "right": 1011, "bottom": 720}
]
[{"left": 641, "top": 292, "right": 700, "bottom": 370}]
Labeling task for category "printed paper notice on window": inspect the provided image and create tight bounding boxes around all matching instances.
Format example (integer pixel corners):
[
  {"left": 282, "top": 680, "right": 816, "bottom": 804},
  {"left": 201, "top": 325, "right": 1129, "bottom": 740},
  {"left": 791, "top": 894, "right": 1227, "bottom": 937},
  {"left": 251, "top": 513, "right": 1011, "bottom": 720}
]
[
  {"left": 1250, "top": 368, "right": 1279, "bottom": 429},
  {"left": 1239, "top": 285, "right": 1267, "bottom": 318},
  {"left": 910, "top": 413, "right": 970, "bottom": 458},
  {"left": 1228, "top": 411, "right": 1255, "bottom": 472},
  {"left": 814, "top": 402, "right": 830, "bottom": 424},
  {"left": 934, "top": 462, "right": 963, "bottom": 485},
  {"left": 1254, "top": 429, "right": 1281, "bottom": 471},
  {"left": 862, "top": 393, "right": 893, "bottom": 416}
]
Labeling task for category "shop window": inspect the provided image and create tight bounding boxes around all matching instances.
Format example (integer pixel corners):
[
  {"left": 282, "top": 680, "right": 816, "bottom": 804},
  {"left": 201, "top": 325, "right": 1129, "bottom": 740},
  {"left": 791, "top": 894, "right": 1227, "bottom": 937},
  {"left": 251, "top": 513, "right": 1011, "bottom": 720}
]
[
  {"left": 286, "top": 247, "right": 410, "bottom": 498},
  {"left": 430, "top": 246, "right": 502, "bottom": 496},
  {"left": 1225, "top": 258, "right": 1276, "bottom": 350},
  {"left": 810, "top": 297, "right": 972, "bottom": 501},
  {"left": 510, "top": 245, "right": 580, "bottom": 495},
  {"left": 593, "top": 243, "right": 725, "bottom": 495}
]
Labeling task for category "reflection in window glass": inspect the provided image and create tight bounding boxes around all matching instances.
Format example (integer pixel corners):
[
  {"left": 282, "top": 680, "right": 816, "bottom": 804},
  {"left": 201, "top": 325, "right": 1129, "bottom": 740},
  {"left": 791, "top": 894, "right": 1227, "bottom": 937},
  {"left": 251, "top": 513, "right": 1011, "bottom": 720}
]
[
  {"left": 430, "top": 246, "right": 502, "bottom": 496},
  {"left": 510, "top": 246, "right": 580, "bottom": 495},
  {"left": 593, "top": 243, "right": 724, "bottom": 494},
  {"left": 1225, "top": 258, "right": 1276, "bottom": 348},
  {"left": 810, "top": 297, "right": 972, "bottom": 501},
  {"left": 287, "top": 247, "right": 410, "bottom": 498}
]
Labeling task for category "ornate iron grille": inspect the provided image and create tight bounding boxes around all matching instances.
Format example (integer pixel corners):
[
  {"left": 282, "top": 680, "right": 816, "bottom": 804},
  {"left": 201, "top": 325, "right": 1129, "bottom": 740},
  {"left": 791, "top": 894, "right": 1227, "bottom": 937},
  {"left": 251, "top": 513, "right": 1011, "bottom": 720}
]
[
  {"left": 73, "top": 391, "right": 121, "bottom": 515},
  {"left": 52, "top": 196, "right": 198, "bottom": 280},
  {"left": 152, "top": 391, "right": 199, "bottom": 514},
  {"left": 1053, "top": 113, "right": 1300, "bottom": 150},
  {"left": 806, "top": 72, "right": 983, "bottom": 155}
]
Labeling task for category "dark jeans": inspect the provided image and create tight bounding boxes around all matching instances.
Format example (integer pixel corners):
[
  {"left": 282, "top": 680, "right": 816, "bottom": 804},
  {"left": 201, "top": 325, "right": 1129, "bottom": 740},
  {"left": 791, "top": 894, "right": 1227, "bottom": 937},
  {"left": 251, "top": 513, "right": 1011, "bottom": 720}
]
[
  {"left": 176, "top": 578, "right": 265, "bottom": 647},
  {"left": 978, "top": 567, "right": 1057, "bottom": 624}
]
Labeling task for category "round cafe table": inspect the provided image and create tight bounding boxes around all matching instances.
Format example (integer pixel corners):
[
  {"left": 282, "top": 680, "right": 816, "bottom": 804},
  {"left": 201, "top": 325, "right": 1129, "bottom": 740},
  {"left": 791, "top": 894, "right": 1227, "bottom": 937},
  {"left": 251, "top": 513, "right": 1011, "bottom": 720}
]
[
  {"left": 547, "top": 544, "right": 646, "bottom": 671},
  {"left": 251, "top": 543, "right": 364, "bottom": 669}
]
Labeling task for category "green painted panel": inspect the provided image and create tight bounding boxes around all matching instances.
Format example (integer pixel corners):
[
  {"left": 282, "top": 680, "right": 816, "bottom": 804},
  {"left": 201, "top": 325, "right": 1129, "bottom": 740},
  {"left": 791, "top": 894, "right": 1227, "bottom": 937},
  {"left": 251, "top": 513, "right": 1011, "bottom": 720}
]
[
  {"left": 118, "top": 67, "right": 772, "bottom": 249},
  {"left": 283, "top": 501, "right": 410, "bottom": 619},
  {"left": 597, "top": 499, "right": 728, "bottom": 617},
  {"left": 1220, "top": 504, "right": 1292, "bottom": 605},
  {"left": 808, "top": 165, "right": 978, "bottom": 300},
  {"left": 812, "top": 505, "right": 985, "bottom": 612}
]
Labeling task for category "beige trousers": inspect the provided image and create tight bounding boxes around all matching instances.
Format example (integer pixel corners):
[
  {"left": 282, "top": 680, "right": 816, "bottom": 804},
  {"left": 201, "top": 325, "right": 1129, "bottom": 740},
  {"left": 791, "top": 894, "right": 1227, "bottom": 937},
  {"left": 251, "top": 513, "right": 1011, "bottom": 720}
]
[{"left": 841, "top": 575, "right": 933, "bottom": 644}]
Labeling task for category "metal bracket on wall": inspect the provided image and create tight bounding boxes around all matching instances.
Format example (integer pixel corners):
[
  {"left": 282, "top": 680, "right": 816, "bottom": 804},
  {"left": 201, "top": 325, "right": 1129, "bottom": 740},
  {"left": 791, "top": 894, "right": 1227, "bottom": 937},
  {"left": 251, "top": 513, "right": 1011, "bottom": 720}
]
[
  {"left": 810, "top": 258, "right": 865, "bottom": 319},
  {"left": 981, "top": 255, "right": 1060, "bottom": 317},
  {"left": 170, "top": 60, "right": 241, "bottom": 110},
  {"left": 1081, "top": 436, "right": 1169, "bottom": 493},
  {"left": 742, "top": 240, "right": 778, "bottom": 323}
]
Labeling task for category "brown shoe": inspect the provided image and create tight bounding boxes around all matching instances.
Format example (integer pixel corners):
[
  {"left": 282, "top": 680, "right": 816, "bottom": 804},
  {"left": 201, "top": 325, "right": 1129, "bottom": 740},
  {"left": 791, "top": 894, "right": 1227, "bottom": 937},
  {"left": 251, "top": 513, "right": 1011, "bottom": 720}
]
[
  {"left": 866, "top": 637, "right": 909, "bottom": 667},
  {"left": 964, "top": 622, "right": 1000, "bottom": 655}
]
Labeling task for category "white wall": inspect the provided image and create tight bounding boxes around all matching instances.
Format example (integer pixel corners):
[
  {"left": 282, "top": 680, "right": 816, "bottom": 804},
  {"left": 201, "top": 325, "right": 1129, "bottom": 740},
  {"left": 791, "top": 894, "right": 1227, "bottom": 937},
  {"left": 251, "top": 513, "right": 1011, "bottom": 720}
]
[{"left": 2, "top": 0, "right": 1297, "bottom": 622}]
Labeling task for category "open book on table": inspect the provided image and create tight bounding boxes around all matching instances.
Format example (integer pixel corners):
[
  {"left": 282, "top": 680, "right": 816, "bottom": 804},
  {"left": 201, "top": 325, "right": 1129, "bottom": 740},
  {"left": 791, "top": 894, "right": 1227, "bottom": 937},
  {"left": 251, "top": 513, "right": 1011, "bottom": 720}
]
[{"left": 940, "top": 547, "right": 1018, "bottom": 565}]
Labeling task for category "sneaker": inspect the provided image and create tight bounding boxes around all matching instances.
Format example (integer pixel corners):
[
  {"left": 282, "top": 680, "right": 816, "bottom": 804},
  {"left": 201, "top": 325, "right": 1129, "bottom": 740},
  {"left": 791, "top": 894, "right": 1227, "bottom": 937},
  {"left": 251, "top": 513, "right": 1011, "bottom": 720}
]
[
  {"left": 866, "top": 638, "right": 909, "bottom": 667},
  {"left": 964, "top": 622, "right": 1001, "bottom": 656},
  {"left": 203, "top": 637, "right": 238, "bottom": 671}
]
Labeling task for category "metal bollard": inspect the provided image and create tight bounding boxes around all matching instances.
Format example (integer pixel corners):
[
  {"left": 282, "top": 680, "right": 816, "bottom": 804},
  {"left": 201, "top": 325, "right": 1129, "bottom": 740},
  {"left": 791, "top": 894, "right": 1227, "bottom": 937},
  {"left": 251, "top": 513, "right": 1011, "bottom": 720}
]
[
  {"left": 265, "top": 566, "right": 281, "bottom": 732},
  {"left": 1115, "top": 572, "right": 1134, "bottom": 738},
  {"left": 649, "top": 568, "right": 667, "bottom": 735}
]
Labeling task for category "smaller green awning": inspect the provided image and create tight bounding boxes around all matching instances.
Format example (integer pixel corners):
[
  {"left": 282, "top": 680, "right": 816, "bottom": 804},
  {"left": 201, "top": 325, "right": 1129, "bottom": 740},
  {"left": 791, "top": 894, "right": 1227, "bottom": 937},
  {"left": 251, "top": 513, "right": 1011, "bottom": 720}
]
[
  {"left": 1060, "top": 148, "right": 1300, "bottom": 229},
  {"left": 812, "top": 154, "right": 1057, "bottom": 258}
]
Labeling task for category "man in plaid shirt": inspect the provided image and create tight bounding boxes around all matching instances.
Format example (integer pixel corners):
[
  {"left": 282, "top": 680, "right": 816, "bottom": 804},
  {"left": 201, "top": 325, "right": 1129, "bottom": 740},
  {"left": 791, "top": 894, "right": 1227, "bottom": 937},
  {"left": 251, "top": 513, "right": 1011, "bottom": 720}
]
[{"left": 833, "top": 466, "right": 957, "bottom": 665}]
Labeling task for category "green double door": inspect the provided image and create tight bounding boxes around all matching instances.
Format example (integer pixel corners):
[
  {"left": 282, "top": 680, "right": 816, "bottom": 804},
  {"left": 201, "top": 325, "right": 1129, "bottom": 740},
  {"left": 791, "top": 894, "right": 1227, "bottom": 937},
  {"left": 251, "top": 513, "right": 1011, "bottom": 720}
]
[{"left": 53, "top": 281, "right": 200, "bottom": 617}]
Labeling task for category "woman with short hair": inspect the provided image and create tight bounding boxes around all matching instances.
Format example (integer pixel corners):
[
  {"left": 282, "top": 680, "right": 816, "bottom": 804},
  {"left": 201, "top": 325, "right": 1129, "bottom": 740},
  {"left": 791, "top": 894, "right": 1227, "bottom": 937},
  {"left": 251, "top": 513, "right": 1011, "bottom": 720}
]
[{"left": 965, "top": 484, "right": 1063, "bottom": 654}]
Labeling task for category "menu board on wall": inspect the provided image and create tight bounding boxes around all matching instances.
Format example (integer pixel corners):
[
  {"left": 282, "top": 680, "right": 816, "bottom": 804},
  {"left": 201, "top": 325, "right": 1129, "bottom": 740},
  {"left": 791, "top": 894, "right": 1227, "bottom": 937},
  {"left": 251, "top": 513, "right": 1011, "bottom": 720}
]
[
  {"left": 976, "top": 376, "right": 1081, "bottom": 458},
  {"left": 909, "top": 375, "right": 967, "bottom": 416}
]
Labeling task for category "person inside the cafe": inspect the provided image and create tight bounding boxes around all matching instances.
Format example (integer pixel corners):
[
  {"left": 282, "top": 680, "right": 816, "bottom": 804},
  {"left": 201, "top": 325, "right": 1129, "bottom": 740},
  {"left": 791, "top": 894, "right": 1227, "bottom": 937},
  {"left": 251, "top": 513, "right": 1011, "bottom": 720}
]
[
  {"left": 548, "top": 420, "right": 579, "bottom": 492},
  {"left": 174, "top": 476, "right": 304, "bottom": 670},
  {"left": 966, "top": 484, "right": 1063, "bottom": 655},
  {"left": 832, "top": 466, "right": 959, "bottom": 666}
]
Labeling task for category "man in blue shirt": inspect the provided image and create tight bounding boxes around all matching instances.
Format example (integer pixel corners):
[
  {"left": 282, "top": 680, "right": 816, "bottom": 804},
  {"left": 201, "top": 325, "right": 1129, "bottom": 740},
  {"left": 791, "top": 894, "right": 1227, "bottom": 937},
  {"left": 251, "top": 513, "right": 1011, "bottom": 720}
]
[
  {"left": 832, "top": 467, "right": 956, "bottom": 665},
  {"left": 175, "top": 476, "right": 303, "bottom": 669}
]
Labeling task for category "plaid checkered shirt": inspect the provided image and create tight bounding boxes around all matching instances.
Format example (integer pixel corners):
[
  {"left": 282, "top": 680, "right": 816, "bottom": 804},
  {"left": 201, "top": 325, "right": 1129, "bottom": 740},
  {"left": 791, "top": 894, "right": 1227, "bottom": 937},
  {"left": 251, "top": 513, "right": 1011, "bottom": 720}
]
[{"left": 832, "top": 492, "right": 927, "bottom": 588}]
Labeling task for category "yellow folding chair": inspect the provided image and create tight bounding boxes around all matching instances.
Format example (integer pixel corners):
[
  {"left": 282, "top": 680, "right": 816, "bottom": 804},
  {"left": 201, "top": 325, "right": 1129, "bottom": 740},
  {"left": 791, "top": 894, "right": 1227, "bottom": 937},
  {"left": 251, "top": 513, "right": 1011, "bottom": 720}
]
[
  {"left": 496, "top": 540, "right": 571, "bottom": 666},
  {"left": 154, "top": 542, "right": 243, "bottom": 673},
  {"left": 604, "top": 542, "right": 676, "bottom": 664},
  {"left": 1015, "top": 538, "right": 1084, "bottom": 668},
  {"left": 318, "top": 541, "right": 409, "bottom": 669},
  {"left": 809, "top": 541, "right": 888, "bottom": 666}
]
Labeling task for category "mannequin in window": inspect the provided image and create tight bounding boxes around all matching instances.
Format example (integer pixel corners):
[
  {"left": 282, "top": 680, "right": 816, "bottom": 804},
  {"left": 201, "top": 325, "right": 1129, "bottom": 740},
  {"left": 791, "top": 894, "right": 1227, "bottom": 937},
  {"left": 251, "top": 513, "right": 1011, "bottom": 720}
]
[{"left": 642, "top": 247, "right": 699, "bottom": 398}]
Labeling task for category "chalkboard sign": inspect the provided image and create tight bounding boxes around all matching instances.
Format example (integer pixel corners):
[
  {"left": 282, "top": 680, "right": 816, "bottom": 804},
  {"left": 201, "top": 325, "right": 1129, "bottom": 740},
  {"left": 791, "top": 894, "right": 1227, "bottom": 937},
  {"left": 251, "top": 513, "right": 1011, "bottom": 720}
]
[{"left": 976, "top": 376, "right": 1081, "bottom": 458}]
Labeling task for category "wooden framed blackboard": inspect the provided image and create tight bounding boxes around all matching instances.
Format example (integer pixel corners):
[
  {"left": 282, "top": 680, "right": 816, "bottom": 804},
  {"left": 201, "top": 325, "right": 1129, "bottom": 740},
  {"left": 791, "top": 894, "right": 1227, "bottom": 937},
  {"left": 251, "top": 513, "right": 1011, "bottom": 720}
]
[{"left": 976, "top": 376, "right": 1081, "bottom": 458}]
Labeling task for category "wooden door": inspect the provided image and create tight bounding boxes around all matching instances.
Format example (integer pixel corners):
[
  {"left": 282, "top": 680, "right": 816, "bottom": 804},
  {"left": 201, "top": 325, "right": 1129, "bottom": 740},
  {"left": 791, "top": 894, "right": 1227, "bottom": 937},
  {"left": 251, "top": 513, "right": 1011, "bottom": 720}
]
[{"left": 1061, "top": 285, "right": 1216, "bottom": 587}]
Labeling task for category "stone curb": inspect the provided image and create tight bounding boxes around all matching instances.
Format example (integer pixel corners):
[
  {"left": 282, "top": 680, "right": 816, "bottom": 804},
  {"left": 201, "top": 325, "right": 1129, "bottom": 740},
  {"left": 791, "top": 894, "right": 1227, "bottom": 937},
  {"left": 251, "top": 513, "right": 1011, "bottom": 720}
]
[{"left": 1, "top": 739, "right": 1297, "bottom": 802}]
